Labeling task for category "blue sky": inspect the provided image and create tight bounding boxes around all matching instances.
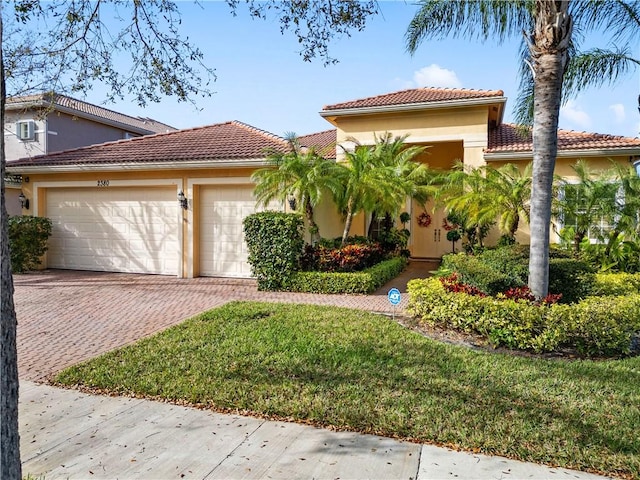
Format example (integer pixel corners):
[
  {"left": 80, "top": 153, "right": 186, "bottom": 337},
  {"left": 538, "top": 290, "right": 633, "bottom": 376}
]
[{"left": 100, "top": 1, "right": 640, "bottom": 139}]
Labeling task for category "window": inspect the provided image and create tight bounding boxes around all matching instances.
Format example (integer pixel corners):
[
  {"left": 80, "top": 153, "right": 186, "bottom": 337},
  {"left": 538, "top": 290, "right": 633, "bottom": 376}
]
[
  {"left": 16, "top": 120, "right": 35, "bottom": 141},
  {"left": 560, "top": 182, "right": 619, "bottom": 243}
]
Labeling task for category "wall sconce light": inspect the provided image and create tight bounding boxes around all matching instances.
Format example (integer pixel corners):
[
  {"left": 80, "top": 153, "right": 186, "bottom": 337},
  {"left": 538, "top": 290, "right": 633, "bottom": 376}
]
[
  {"left": 287, "top": 194, "right": 297, "bottom": 211},
  {"left": 18, "top": 192, "right": 29, "bottom": 210},
  {"left": 178, "top": 190, "right": 188, "bottom": 210}
]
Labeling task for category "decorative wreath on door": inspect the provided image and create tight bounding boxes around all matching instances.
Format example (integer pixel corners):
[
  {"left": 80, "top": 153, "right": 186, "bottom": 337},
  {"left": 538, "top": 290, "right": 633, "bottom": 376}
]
[{"left": 417, "top": 212, "right": 432, "bottom": 228}]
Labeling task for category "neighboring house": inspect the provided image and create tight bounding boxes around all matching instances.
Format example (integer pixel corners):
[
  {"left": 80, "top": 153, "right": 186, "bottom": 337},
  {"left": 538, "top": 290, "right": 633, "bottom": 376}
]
[
  {"left": 4, "top": 92, "right": 176, "bottom": 215},
  {"left": 7, "top": 87, "right": 640, "bottom": 278}
]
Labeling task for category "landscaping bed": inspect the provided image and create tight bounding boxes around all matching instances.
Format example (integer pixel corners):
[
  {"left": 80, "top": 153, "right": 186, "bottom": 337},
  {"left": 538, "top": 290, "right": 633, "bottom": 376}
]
[{"left": 408, "top": 245, "right": 640, "bottom": 357}]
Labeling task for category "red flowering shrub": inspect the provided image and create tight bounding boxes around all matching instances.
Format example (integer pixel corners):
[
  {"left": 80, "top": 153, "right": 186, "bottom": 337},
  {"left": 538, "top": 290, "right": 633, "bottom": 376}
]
[
  {"left": 441, "top": 274, "right": 563, "bottom": 306},
  {"left": 503, "top": 286, "right": 536, "bottom": 302},
  {"left": 439, "top": 273, "right": 486, "bottom": 297},
  {"left": 300, "top": 242, "right": 385, "bottom": 273}
]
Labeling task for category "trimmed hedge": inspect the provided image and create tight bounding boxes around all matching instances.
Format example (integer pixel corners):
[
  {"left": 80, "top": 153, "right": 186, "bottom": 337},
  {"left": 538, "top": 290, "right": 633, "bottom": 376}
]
[
  {"left": 8, "top": 215, "right": 53, "bottom": 273},
  {"left": 407, "top": 277, "right": 640, "bottom": 357},
  {"left": 243, "top": 212, "right": 304, "bottom": 291},
  {"left": 440, "top": 246, "right": 595, "bottom": 303},
  {"left": 441, "top": 253, "right": 521, "bottom": 295},
  {"left": 592, "top": 272, "right": 640, "bottom": 296},
  {"left": 289, "top": 257, "right": 407, "bottom": 294}
]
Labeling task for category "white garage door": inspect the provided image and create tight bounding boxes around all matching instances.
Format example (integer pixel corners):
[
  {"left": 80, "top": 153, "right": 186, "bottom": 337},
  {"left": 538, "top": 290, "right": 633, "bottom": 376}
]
[
  {"left": 46, "top": 187, "right": 179, "bottom": 275},
  {"left": 200, "top": 185, "right": 273, "bottom": 278}
]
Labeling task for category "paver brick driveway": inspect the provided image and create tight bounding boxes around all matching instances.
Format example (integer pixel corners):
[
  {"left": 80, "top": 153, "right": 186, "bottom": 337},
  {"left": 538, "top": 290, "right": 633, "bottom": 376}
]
[{"left": 14, "top": 262, "right": 437, "bottom": 382}]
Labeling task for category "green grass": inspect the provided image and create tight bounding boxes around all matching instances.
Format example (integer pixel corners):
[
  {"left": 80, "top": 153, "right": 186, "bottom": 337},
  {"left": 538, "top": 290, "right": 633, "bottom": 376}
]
[{"left": 55, "top": 301, "right": 640, "bottom": 479}]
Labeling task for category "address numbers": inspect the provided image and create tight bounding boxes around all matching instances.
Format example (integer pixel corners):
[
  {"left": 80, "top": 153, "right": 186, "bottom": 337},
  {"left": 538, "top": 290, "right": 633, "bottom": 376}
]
[{"left": 97, "top": 180, "right": 110, "bottom": 187}]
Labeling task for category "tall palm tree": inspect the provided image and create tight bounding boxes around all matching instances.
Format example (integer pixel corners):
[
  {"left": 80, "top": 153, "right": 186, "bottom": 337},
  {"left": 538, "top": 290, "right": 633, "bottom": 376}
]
[
  {"left": 336, "top": 133, "right": 429, "bottom": 245},
  {"left": 406, "top": 0, "right": 639, "bottom": 298},
  {"left": 251, "top": 134, "right": 341, "bottom": 244}
]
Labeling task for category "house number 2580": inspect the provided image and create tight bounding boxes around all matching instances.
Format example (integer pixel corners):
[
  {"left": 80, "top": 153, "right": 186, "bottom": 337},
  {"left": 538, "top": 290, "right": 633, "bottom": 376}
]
[{"left": 97, "top": 180, "right": 110, "bottom": 187}]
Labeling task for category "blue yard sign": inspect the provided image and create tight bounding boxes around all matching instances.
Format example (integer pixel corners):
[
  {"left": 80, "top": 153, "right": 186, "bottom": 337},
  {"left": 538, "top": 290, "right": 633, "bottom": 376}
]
[{"left": 388, "top": 288, "right": 401, "bottom": 306}]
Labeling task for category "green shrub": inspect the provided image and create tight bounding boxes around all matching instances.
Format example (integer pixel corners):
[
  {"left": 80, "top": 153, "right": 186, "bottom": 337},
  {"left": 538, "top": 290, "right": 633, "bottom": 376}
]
[
  {"left": 441, "top": 253, "right": 520, "bottom": 295},
  {"left": 243, "top": 212, "right": 304, "bottom": 291},
  {"left": 441, "top": 246, "right": 594, "bottom": 303},
  {"left": 407, "top": 277, "right": 640, "bottom": 357},
  {"left": 548, "top": 258, "right": 595, "bottom": 303},
  {"left": 290, "top": 257, "right": 407, "bottom": 294},
  {"left": 8, "top": 215, "right": 53, "bottom": 273},
  {"left": 591, "top": 272, "right": 640, "bottom": 296}
]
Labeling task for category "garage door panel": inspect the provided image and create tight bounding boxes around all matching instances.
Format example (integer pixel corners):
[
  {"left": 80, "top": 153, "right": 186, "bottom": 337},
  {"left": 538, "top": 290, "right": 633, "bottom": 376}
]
[
  {"left": 200, "top": 185, "right": 280, "bottom": 278},
  {"left": 46, "top": 187, "right": 179, "bottom": 275}
]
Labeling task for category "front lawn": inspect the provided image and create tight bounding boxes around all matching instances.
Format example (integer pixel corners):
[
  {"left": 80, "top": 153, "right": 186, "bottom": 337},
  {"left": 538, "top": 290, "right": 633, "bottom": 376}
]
[{"left": 55, "top": 302, "right": 639, "bottom": 479}]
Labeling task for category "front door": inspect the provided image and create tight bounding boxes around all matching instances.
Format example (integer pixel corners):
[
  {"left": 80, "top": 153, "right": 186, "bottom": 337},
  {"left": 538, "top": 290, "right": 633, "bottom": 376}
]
[{"left": 409, "top": 199, "right": 455, "bottom": 258}]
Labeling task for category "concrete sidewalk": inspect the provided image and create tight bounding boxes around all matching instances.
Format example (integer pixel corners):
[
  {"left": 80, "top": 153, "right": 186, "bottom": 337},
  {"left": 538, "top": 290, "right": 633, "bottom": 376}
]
[{"left": 20, "top": 381, "right": 611, "bottom": 480}]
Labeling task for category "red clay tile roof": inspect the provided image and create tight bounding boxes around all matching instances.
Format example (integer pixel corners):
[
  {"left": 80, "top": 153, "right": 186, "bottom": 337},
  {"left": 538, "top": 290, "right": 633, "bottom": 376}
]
[
  {"left": 7, "top": 121, "right": 291, "bottom": 168},
  {"left": 298, "top": 129, "right": 337, "bottom": 159},
  {"left": 6, "top": 93, "right": 176, "bottom": 134},
  {"left": 323, "top": 87, "right": 505, "bottom": 111},
  {"left": 487, "top": 123, "right": 640, "bottom": 154}
]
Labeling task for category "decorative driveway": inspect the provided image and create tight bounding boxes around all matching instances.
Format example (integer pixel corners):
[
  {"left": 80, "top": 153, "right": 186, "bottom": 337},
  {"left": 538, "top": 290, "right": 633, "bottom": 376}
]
[{"left": 14, "top": 262, "right": 437, "bottom": 382}]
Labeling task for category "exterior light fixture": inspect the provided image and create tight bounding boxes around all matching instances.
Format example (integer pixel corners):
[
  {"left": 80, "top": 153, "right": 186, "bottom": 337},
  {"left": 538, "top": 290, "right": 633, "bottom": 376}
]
[
  {"left": 287, "top": 194, "right": 297, "bottom": 211},
  {"left": 18, "top": 192, "right": 29, "bottom": 210},
  {"left": 178, "top": 190, "right": 188, "bottom": 210}
]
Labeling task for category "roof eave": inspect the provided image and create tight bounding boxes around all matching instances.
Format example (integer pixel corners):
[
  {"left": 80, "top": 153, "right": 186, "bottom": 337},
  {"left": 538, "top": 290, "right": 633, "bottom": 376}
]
[
  {"left": 320, "top": 96, "right": 508, "bottom": 120},
  {"left": 6, "top": 158, "right": 269, "bottom": 174},
  {"left": 484, "top": 147, "right": 640, "bottom": 161}
]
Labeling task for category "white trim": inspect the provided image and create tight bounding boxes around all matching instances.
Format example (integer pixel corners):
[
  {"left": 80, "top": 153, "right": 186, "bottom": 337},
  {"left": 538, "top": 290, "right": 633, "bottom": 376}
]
[{"left": 34, "top": 178, "right": 184, "bottom": 278}]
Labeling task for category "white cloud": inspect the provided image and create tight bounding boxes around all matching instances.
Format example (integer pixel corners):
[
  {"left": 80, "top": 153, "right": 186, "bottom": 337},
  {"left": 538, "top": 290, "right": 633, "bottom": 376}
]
[
  {"left": 413, "top": 64, "right": 462, "bottom": 89},
  {"left": 609, "top": 103, "right": 626, "bottom": 123},
  {"left": 560, "top": 100, "right": 592, "bottom": 130},
  {"left": 391, "top": 77, "right": 416, "bottom": 90}
]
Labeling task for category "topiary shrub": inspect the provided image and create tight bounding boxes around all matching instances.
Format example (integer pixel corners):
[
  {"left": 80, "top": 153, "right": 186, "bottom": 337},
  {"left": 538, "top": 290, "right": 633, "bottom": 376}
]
[
  {"left": 8, "top": 215, "right": 53, "bottom": 273},
  {"left": 243, "top": 212, "right": 304, "bottom": 291}
]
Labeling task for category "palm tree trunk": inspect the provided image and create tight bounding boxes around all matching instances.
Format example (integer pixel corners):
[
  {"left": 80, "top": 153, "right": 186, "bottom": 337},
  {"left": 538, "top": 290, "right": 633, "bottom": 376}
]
[
  {"left": 527, "top": 1, "right": 571, "bottom": 299},
  {"left": 304, "top": 200, "right": 320, "bottom": 244},
  {"left": 1, "top": 7, "right": 22, "bottom": 475},
  {"left": 341, "top": 200, "right": 355, "bottom": 246}
]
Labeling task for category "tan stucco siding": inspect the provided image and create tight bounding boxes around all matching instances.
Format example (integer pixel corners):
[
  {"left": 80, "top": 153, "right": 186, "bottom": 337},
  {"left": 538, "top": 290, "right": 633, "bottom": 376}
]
[{"left": 331, "top": 107, "right": 489, "bottom": 163}]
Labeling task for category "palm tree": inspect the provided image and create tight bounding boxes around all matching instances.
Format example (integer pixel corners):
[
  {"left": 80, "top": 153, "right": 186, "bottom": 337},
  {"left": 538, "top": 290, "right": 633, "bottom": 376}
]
[
  {"left": 336, "top": 133, "right": 428, "bottom": 245},
  {"left": 484, "top": 163, "right": 533, "bottom": 241},
  {"left": 406, "top": 0, "right": 639, "bottom": 298},
  {"left": 251, "top": 134, "right": 341, "bottom": 244}
]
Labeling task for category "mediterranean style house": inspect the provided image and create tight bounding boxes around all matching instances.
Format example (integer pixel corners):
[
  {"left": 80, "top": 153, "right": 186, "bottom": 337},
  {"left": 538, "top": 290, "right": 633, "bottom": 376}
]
[
  {"left": 4, "top": 92, "right": 175, "bottom": 215},
  {"left": 7, "top": 87, "right": 640, "bottom": 278}
]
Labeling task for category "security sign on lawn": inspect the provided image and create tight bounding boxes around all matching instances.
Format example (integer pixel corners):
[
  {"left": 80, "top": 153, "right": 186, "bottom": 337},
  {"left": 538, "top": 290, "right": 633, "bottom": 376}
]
[{"left": 388, "top": 288, "right": 401, "bottom": 305}]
